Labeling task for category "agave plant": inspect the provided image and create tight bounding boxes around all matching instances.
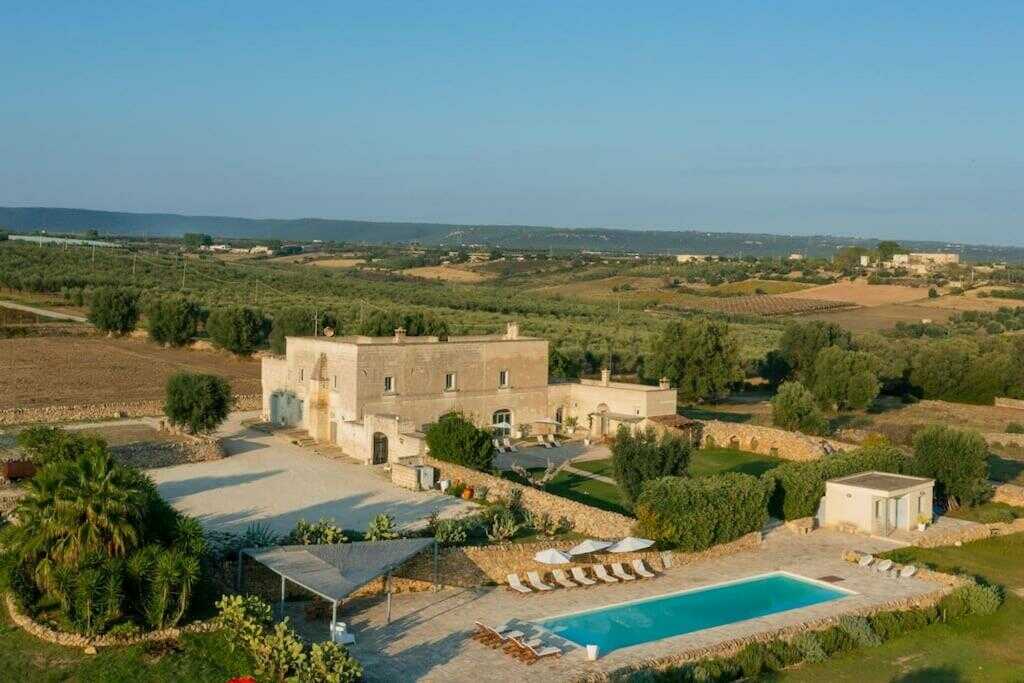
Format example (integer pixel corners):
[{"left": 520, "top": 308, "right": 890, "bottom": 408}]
[
  {"left": 365, "top": 513, "right": 400, "bottom": 541},
  {"left": 486, "top": 508, "right": 522, "bottom": 542}
]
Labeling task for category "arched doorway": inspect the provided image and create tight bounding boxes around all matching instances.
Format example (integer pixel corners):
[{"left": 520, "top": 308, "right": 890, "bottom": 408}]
[
  {"left": 593, "top": 403, "right": 609, "bottom": 437},
  {"left": 492, "top": 409, "right": 512, "bottom": 437},
  {"left": 372, "top": 432, "right": 388, "bottom": 465},
  {"left": 554, "top": 406, "right": 564, "bottom": 432}
]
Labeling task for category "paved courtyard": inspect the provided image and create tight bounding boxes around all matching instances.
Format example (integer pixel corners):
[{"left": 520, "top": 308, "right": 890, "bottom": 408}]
[
  {"left": 290, "top": 528, "right": 938, "bottom": 682},
  {"left": 149, "top": 413, "right": 476, "bottom": 534}
]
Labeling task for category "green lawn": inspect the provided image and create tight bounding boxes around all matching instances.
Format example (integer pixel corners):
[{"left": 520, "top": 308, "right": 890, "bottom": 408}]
[
  {"left": 545, "top": 471, "right": 631, "bottom": 515},
  {"left": 776, "top": 533, "right": 1024, "bottom": 682},
  {"left": 988, "top": 453, "right": 1024, "bottom": 485},
  {"left": 687, "top": 447, "right": 784, "bottom": 478}
]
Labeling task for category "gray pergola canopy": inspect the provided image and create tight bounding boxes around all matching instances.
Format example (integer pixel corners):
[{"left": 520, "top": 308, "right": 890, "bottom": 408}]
[{"left": 242, "top": 537, "right": 436, "bottom": 603}]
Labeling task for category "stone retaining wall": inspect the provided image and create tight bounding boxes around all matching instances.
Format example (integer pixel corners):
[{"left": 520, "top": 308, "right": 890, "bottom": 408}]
[
  {"left": 699, "top": 421, "right": 853, "bottom": 462},
  {"left": 912, "top": 517, "right": 1024, "bottom": 548},
  {"left": 424, "top": 456, "right": 635, "bottom": 538},
  {"left": 995, "top": 397, "right": 1024, "bottom": 411},
  {"left": 985, "top": 432, "right": 1024, "bottom": 448},
  {"left": 992, "top": 482, "right": 1024, "bottom": 507},
  {"left": 4, "top": 593, "right": 215, "bottom": 649},
  {"left": 0, "top": 394, "right": 261, "bottom": 426}
]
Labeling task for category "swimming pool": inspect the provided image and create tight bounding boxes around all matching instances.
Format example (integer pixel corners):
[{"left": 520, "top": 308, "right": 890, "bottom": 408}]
[{"left": 539, "top": 572, "right": 851, "bottom": 653}]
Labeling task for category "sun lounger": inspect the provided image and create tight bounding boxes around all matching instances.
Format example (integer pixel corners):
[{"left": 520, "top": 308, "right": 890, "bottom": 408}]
[
  {"left": 504, "top": 634, "right": 543, "bottom": 658},
  {"left": 506, "top": 574, "right": 533, "bottom": 594},
  {"left": 493, "top": 438, "right": 506, "bottom": 454},
  {"left": 899, "top": 565, "right": 918, "bottom": 579},
  {"left": 592, "top": 565, "right": 619, "bottom": 583},
  {"left": 526, "top": 571, "right": 555, "bottom": 591},
  {"left": 546, "top": 434, "right": 561, "bottom": 448},
  {"left": 570, "top": 567, "right": 597, "bottom": 586},
  {"left": 503, "top": 437, "right": 518, "bottom": 452},
  {"left": 473, "top": 621, "right": 522, "bottom": 647},
  {"left": 520, "top": 640, "right": 562, "bottom": 664},
  {"left": 857, "top": 554, "right": 875, "bottom": 568},
  {"left": 535, "top": 435, "right": 552, "bottom": 449},
  {"left": 611, "top": 563, "right": 636, "bottom": 581},
  {"left": 631, "top": 559, "right": 656, "bottom": 578},
  {"left": 551, "top": 569, "right": 578, "bottom": 589},
  {"left": 875, "top": 559, "right": 893, "bottom": 573}
]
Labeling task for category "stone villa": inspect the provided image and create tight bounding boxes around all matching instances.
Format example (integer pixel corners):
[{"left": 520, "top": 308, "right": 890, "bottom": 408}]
[{"left": 261, "top": 322, "right": 677, "bottom": 465}]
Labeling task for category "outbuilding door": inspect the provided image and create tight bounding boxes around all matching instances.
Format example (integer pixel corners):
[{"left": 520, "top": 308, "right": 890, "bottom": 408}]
[{"left": 372, "top": 432, "right": 388, "bottom": 465}]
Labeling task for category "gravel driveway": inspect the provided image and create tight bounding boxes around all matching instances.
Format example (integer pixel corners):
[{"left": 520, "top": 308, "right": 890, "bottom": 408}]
[{"left": 149, "top": 413, "right": 475, "bottom": 535}]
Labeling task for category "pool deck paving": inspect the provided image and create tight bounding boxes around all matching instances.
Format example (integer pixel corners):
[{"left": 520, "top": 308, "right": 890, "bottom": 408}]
[{"left": 289, "top": 527, "right": 941, "bottom": 682}]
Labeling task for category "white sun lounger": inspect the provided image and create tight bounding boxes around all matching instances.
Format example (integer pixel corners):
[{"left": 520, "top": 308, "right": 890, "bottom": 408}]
[
  {"left": 875, "top": 559, "right": 893, "bottom": 573},
  {"left": 546, "top": 434, "right": 561, "bottom": 448},
  {"left": 858, "top": 554, "right": 875, "bottom": 568},
  {"left": 631, "top": 559, "right": 656, "bottom": 578},
  {"left": 526, "top": 571, "right": 555, "bottom": 591},
  {"left": 592, "top": 565, "right": 619, "bottom": 583},
  {"left": 551, "top": 569, "right": 578, "bottom": 589},
  {"left": 611, "top": 563, "right": 636, "bottom": 581},
  {"left": 493, "top": 438, "right": 507, "bottom": 454},
  {"left": 570, "top": 567, "right": 597, "bottom": 586},
  {"left": 503, "top": 437, "right": 518, "bottom": 452},
  {"left": 899, "top": 565, "right": 918, "bottom": 579},
  {"left": 506, "top": 574, "right": 533, "bottom": 594},
  {"left": 520, "top": 640, "right": 562, "bottom": 664},
  {"left": 535, "top": 435, "right": 552, "bottom": 449}
]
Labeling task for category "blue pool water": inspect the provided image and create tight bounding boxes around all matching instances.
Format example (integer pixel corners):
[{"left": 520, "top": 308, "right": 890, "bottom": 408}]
[{"left": 540, "top": 572, "right": 849, "bottom": 653}]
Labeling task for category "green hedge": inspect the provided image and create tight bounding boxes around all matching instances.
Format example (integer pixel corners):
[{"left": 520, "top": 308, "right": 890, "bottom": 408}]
[
  {"left": 761, "top": 445, "right": 907, "bottom": 521},
  {"left": 634, "top": 473, "right": 768, "bottom": 551}
]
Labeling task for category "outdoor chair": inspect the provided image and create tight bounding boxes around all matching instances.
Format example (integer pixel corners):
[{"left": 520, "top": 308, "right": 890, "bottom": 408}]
[
  {"left": 570, "top": 567, "right": 597, "bottom": 586},
  {"left": 631, "top": 559, "right": 657, "bottom": 578},
  {"left": 519, "top": 640, "right": 562, "bottom": 664},
  {"left": 526, "top": 571, "right": 555, "bottom": 591},
  {"left": 493, "top": 438, "right": 507, "bottom": 454},
  {"left": 504, "top": 634, "right": 543, "bottom": 659},
  {"left": 899, "top": 565, "right": 918, "bottom": 579},
  {"left": 592, "top": 565, "right": 619, "bottom": 583},
  {"left": 546, "top": 434, "right": 561, "bottom": 448},
  {"left": 506, "top": 574, "right": 533, "bottom": 594},
  {"left": 857, "top": 554, "right": 875, "bottom": 569},
  {"left": 473, "top": 622, "right": 524, "bottom": 649},
  {"left": 610, "top": 563, "right": 636, "bottom": 581},
  {"left": 535, "top": 435, "right": 552, "bottom": 449},
  {"left": 503, "top": 437, "right": 518, "bottom": 452},
  {"left": 875, "top": 559, "right": 893, "bottom": 573},
  {"left": 551, "top": 569, "right": 578, "bottom": 589}
]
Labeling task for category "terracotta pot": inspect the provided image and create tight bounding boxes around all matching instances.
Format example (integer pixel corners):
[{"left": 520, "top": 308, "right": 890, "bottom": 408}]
[
  {"left": 2, "top": 460, "right": 37, "bottom": 480},
  {"left": 461, "top": 487, "right": 475, "bottom": 500}
]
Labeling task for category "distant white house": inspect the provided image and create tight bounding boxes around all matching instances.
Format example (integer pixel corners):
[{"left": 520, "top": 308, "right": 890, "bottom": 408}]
[
  {"left": 788, "top": 253, "right": 804, "bottom": 261},
  {"left": 821, "top": 472, "right": 933, "bottom": 536}
]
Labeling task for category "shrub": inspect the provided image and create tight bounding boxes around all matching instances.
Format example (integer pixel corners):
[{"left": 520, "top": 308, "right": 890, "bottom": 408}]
[
  {"left": 611, "top": 426, "right": 691, "bottom": 506},
  {"left": 15, "top": 425, "right": 107, "bottom": 466},
  {"left": 298, "top": 641, "right": 364, "bottom": 682},
  {"left": 286, "top": 518, "right": 348, "bottom": 545},
  {"left": 939, "top": 583, "right": 1002, "bottom": 620},
  {"left": 778, "top": 320, "right": 852, "bottom": 386},
  {"left": 432, "top": 518, "right": 469, "bottom": 547},
  {"left": 485, "top": 507, "right": 522, "bottom": 542},
  {"left": 145, "top": 296, "right": 203, "bottom": 346},
  {"left": 164, "top": 371, "right": 233, "bottom": 434},
  {"left": 1006, "top": 422, "right": 1024, "bottom": 434},
  {"left": 634, "top": 473, "right": 768, "bottom": 551},
  {"left": 837, "top": 614, "right": 881, "bottom": 647},
  {"left": 811, "top": 347, "right": 881, "bottom": 411},
  {"left": 365, "top": 513, "right": 400, "bottom": 541},
  {"left": 791, "top": 631, "right": 826, "bottom": 662},
  {"left": 215, "top": 594, "right": 273, "bottom": 647},
  {"left": 771, "top": 381, "right": 828, "bottom": 435},
  {"left": 911, "top": 425, "right": 990, "bottom": 508},
  {"left": 762, "top": 443, "right": 907, "bottom": 520},
  {"left": 206, "top": 306, "right": 269, "bottom": 355},
  {"left": 240, "top": 521, "right": 281, "bottom": 549},
  {"left": 268, "top": 308, "right": 338, "bottom": 355},
  {"left": 424, "top": 412, "right": 495, "bottom": 471},
  {"left": 89, "top": 287, "right": 140, "bottom": 334}
]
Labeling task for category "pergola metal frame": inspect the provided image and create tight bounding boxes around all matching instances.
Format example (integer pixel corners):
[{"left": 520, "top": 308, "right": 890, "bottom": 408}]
[{"left": 237, "top": 538, "right": 439, "bottom": 635}]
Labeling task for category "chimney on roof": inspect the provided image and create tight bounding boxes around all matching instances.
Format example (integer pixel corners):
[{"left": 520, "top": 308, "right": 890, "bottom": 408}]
[
  {"left": 505, "top": 321, "right": 519, "bottom": 340},
  {"left": 601, "top": 368, "right": 611, "bottom": 386},
  {"left": 393, "top": 327, "right": 406, "bottom": 343},
  {"left": 659, "top": 377, "right": 671, "bottom": 390}
]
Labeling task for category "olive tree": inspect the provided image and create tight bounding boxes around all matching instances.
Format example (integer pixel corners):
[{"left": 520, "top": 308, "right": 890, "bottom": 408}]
[
  {"left": 88, "top": 287, "right": 140, "bottom": 334},
  {"left": 424, "top": 412, "right": 494, "bottom": 471},
  {"left": 771, "top": 381, "right": 828, "bottom": 435},
  {"left": 206, "top": 306, "right": 269, "bottom": 355},
  {"left": 164, "top": 372, "right": 233, "bottom": 434},
  {"left": 911, "top": 425, "right": 990, "bottom": 509},
  {"left": 812, "top": 347, "right": 881, "bottom": 411},
  {"left": 611, "top": 426, "right": 691, "bottom": 506},
  {"left": 145, "top": 296, "right": 204, "bottom": 346},
  {"left": 646, "top": 318, "right": 743, "bottom": 402}
]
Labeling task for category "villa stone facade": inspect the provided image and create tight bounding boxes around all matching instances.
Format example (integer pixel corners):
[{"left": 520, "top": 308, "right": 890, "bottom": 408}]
[{"left": 261, "top": 323, "right": 677, "bottom": 464}]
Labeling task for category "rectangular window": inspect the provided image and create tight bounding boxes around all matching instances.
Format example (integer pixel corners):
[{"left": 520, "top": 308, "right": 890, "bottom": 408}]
[
  {"left": 499, "top": 369, "right": 509, "bottom": 388},
  {"left": 299, "top": 368, "right": 304, "bottom": 381},
  {"left": 384, "top": 375, "right": 394, "bottom": 393},
  {"left": 332, "top": 375, "right": 337, "bottom": 389},
  {"left": 445, "top": 372, "right": 457, "bottom": 391}
]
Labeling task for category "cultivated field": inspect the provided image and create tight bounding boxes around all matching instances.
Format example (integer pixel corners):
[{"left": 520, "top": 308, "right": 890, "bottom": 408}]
[
  {"left": 800, "top": 304, "right": 954, "bottom": 331},
  {"left": 0, "top": 337, "right": 261, "bottom": 410},
  {"left": 781, "top": 280, "right": 932, "bottom": 307},
  {"left": 669, "top": 294, "right": 853, "bottom": 316},
  {"left": 309, "top": 257, "right": 365, "bottom": 268},
  {"left": 402, "top": 264, "right": 495, "bottom": 282}
]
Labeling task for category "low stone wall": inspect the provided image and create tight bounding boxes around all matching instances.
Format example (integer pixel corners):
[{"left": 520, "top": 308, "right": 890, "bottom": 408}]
[
  {"left": 111, "top": 434, "right": 225, "bottom": 469},
  {"left": 913, "top": 517, "right": 1024, "bottom": 548},
  {"left": 0, "top": 394, "right": 261, "bottom": 426},
  {"left": 423, "top": 456, "right": 634, "bottom": 538},
  {"left": 4, "top": 593, "right": 215, "bottom": 650},
  {"left": 985, "top": 432, "right": 1024, "bottom": 448},
  {"left": 992, "top": 482, "right": 1024, "bottom": 507},
  {"left": 995, "top": 397, "right": 1024, "bottom": 411},
  {"left": 699, "top": 421, "right": 853, "bottom": 462}
]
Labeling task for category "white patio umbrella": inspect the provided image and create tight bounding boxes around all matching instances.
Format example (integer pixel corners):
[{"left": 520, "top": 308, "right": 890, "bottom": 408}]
[
  {"left": 567, "top": 539, "right": 613, "bottom": 556},
  {"left": 533, "top": 548, "right": 572, "bottom": 565},
  {"left": 606, "top": 537, "right": 655, "bottom": 553}
]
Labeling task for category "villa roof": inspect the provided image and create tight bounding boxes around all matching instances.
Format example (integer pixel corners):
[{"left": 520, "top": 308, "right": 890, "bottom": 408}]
[
  {"left": 243, "top": 538, "right": 435, "bottom": 603},
  {"left": 828, "top": 471, "right": 933, "bottom": 493}
]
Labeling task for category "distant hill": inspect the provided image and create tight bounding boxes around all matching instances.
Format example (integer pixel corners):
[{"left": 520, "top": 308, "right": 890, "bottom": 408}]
[{"left": 2, "top": 205, "right": 1021, "bottom": 261}]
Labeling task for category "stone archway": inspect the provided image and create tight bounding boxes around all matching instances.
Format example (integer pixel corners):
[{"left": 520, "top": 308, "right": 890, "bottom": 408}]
[{"left": 372, "top": 432, "right": 388, "bottom": 465}]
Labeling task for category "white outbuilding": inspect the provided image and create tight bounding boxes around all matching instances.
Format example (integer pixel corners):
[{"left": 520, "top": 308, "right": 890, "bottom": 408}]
[{"left": 821, "top": 471, "right": 934, "bottom": 536}]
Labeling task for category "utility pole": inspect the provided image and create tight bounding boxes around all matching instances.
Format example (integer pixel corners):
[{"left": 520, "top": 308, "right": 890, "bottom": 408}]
[
  {"left": 132, "top": 253, "right": 137, "bottom": 279},
  {"left": 91, "top": 245, "right": 96, "bottom": 269},
  {"left": 181, "top": 257, "right": 186, "bottom": 290}
]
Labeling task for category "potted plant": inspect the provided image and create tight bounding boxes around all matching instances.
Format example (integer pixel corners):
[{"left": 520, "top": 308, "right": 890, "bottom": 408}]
[
  {"left": 461, "top": 485, "right": 475, "bottom": 500},
  {"left": 916, "top": 514, "right": 930, "bottom": 532}
]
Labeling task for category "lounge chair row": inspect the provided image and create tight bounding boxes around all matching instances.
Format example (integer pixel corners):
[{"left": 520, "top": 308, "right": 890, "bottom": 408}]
[
  {"left": 535, "top": 434, "right": 561, "bottom": 448},
  {"left": 493, "top": 437, "right": 518, "bottom": 454},
  {"left": 506, "top": 560, "right": 657, "bottom": 594},
  {"left": 857, "top": 555, "right": 917, "bottom": 578},
  {"left": 471, "top": 621, "right": 562, "bottom": 664}
]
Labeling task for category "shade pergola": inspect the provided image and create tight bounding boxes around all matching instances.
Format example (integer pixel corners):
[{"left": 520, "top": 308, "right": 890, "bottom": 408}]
[{"left": 239, "top": 538, "right": 437, "bottom": 634}]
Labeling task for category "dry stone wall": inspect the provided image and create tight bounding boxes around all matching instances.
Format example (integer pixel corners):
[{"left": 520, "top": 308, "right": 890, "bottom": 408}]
[
  {"left": 912, "top": 517, "right": 1024, "bottom": 548},
  {"left": 699, "top": 420, "right": 853, "bottom": 461},
  {"left": 0, "top": 394, "right": 261, "bottom": 426},
  {"left": 993, "top": 482, "right": 1024, "bottom": 507},
  {"left": 423, "top": 455, "right": 634, "bottom": 538}
]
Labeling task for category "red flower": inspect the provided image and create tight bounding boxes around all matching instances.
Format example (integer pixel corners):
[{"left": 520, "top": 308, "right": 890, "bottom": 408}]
[{"left": 227, "top": 677, "right": 257, "bottom": 683}]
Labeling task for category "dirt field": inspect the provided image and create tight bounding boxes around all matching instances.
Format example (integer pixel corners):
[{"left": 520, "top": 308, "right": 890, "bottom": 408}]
[
  {"left": 309, "top": 257, "right": 365, "bottom": 268},
  {"left": 402, "top": 264, "right": 495, "bottom": 282},
  {"left": 916, "top": 288, "right": 1024, "bottom": 313},
  {"left": 0, "top": 337, "right": 262, "bottom": 409},
  {"left": 800, "top": 303, "right": 955, "bottom": 331},
  {"left": 781, "top": 281, "right": 931, "bottom": 307}
]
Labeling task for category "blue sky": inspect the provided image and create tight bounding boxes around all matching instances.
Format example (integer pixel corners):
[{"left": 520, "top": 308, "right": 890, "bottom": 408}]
[{"left": 1, "top": 2, "right": 1021, "bottom": 244}]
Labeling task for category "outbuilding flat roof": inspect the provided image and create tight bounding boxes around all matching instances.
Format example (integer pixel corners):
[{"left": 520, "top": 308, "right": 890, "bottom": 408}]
[{"left": 828, "top": 471, "right": 933, "bottom": 492}]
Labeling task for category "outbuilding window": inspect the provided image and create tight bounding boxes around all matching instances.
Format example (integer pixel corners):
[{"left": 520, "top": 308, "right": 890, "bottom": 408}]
[
  {"left": 499, "top": 369, "right": 509, "bottom": 388},
  {"left": 445, "top": 372, "right": 457, "bottom": 391},
  {"left": 384, "top": 375, "right": 394, "bottom": 393}
]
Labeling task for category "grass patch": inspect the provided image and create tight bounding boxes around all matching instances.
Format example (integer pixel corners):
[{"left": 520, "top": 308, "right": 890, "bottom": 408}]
[
  {"left": 680, "top": 407, "right": 753, "bottom": 423},
  {"left": 689, "top": 448, "right": 784, "bottom": 478},
  {"left": 572, "top": 459, "right": 613, "bottom": 478},
  {"left": 778, "top": 534, "right": 1024, "bottom": 681},
  {"left": 545, "top": 471, "right": 631, "bottom": 515},
  {"left": 945, "top": 501, "right": 1024, "bottom": 524},
  {"left": 988, "top": 453, "right": 1024, "bottom": 484}
]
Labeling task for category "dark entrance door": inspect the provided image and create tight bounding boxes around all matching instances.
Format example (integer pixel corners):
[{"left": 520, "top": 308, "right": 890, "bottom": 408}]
[{"left": 372, "top": 432, "right": 388, "bottom": 465}]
